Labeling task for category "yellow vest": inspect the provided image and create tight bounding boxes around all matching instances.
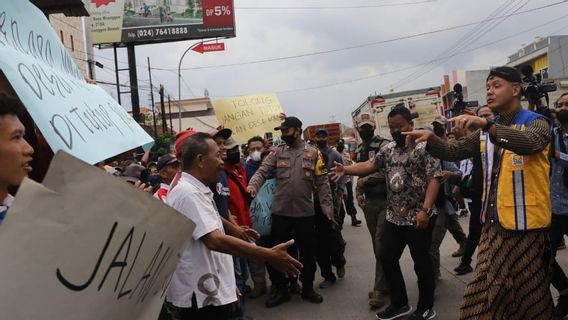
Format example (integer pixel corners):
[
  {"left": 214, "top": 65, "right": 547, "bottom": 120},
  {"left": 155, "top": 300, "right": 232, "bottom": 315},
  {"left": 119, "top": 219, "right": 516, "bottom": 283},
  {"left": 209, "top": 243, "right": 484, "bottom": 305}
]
[{"left": 479, "top": 109, "right": 551, "bottom": 231}]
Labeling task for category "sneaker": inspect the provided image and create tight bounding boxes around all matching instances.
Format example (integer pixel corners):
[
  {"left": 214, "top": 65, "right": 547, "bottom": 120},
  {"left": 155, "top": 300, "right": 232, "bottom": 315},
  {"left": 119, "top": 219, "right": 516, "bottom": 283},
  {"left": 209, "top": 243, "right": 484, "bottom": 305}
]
[
  {"left": 409, "top": 309, "right": 436, "bottom": 320},
  {"left": 337, "top": 266, "right": 346, "bottom": 278},
  {"left": 454, "top": 263, "right": 473, "bottom": 275},
  {"left": 376, "top": 304, "right": 413, "bottom": 320},
  {"left": 301, "top": 287, "right": 323, "bottom": 303},
  {"left": 265, "top": 289, "right": 291, "bottom": 308},
  {"left": 554, "top": 294, "right": 568, "bottom": 319},
  {"left": 319, "top": 279, "right": 336, "bottom": 289}
]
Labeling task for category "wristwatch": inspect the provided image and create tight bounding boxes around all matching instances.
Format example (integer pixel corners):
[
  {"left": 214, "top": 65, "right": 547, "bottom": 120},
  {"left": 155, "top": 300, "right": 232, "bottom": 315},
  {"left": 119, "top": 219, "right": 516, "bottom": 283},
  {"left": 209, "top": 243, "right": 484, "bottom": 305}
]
[
  {"left": 482, "top": 119, "right": 495, "bottom": 132},
  {"left": 421, "top": 207, "right": 434, "bottom": 217}
]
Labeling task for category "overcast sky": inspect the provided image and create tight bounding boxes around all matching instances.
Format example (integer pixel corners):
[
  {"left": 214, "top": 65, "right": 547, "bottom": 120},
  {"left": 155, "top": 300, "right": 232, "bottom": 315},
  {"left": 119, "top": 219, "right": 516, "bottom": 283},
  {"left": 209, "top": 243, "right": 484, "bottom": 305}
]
[{"left": 92, "top": 0, "right": 568, "bottom": 127}]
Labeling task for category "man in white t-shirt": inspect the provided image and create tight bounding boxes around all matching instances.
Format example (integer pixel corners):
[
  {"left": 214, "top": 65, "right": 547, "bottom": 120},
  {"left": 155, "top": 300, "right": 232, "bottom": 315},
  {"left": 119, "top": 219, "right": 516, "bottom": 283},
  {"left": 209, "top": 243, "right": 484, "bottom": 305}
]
[
  {"left": 166, "top": 132, "right": 302, "bottom": 320},
  {"left": 0, "top": 93, "right": 34, "bottom": 224}
]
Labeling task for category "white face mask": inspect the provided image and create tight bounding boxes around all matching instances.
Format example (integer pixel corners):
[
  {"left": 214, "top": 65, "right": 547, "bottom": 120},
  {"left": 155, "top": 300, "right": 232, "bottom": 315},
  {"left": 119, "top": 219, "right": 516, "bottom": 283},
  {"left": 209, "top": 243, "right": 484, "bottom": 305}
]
[{"left": 250, "top": 150, "right": 262, "bottom": 162}]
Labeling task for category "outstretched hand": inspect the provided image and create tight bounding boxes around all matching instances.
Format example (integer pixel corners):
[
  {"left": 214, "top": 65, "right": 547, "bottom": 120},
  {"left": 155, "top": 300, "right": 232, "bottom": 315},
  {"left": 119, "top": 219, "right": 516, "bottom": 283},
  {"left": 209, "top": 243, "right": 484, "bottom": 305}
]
[
  {"left": 329, "top": 161, "right": 345, "bottom": 183},
  {"left": 449, "top": 114, "right": 487, "bottom": 131},
  {"left": 402, "top": 130, "right": 435, "bottom": 144},
  {"left": 269, "top": 240, "right": 304, "bottom": 278}
]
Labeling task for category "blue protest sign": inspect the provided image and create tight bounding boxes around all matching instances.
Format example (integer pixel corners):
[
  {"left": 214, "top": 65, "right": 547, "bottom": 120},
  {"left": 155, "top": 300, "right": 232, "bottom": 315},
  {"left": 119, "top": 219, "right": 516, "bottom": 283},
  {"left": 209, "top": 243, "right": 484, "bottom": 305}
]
[
  {"left": 249, "top": 179, "right": 275, "bottom": 236},
  {"left": 0, "top": 1, "right": 154, "bottom": 164}
]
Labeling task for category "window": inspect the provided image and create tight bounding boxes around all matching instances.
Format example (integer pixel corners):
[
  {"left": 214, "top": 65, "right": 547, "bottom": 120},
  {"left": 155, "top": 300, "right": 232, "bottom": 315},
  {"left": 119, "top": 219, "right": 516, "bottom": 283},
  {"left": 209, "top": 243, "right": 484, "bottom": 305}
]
[
  {"left": 59, "top": 30, "right": 64, "bottom": 44},
  {"left": 70, "top": 35, "right": 74, "bottom": 51}
]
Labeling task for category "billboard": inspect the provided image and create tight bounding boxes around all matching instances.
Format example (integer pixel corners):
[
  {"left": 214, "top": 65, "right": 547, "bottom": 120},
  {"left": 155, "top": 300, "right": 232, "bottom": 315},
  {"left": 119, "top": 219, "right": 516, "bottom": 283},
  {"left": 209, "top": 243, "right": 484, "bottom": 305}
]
[{"left": 88, "top": 0, "right": 235, "bottom": 45}]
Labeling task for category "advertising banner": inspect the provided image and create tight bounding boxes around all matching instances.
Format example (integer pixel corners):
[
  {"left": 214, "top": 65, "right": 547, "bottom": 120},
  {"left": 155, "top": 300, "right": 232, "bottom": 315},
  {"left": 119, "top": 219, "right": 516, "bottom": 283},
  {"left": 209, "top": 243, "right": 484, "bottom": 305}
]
[
  {"left": 0, "top": 151, "right": 195, "bottom": 319},
  {"left": 0, "top": 0, "right": 154, "bottom": 164},
  {"left": 88, "top": 0, "right": 236, "bottom": 45},
  {"left": 212, "top": 93, "right": 284, "bottom": 144}
]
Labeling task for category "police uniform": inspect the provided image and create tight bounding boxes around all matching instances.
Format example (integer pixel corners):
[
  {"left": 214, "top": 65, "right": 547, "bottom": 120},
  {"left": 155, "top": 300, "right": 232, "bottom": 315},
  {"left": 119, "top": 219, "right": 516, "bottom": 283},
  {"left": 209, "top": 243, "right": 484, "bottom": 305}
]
[{"left": 248, "top": 141, "right": 333, "bottom": 293}]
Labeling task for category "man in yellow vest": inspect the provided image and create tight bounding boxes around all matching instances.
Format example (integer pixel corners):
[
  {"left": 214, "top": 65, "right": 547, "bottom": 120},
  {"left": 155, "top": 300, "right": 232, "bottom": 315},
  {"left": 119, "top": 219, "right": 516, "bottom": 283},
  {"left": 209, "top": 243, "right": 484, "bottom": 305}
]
[{"left": 404, "top": 66, "right": 553, "bottom": 320}]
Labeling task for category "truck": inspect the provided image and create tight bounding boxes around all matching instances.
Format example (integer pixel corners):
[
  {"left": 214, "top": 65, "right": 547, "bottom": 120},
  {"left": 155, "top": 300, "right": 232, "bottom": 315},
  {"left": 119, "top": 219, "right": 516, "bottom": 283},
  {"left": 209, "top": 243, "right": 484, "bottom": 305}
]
[
  {"left": 303, "top": 122, "right": 342, "bottom": 147},
  {"left": 352, "top": 87, "right": 443, "bottom": 140}
]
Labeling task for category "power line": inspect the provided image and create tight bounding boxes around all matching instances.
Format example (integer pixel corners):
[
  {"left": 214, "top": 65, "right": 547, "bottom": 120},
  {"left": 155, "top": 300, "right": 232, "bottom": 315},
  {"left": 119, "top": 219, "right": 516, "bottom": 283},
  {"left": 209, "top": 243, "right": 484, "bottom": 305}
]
[
  {"left": 210, "top": 14, "right": 568, "bottom": 97},
  {"left": 150, "top": 0, "right": 568, "bottom": 72},
  {"left": 390, "top": 0, "right": 529, "bottom": 90}
]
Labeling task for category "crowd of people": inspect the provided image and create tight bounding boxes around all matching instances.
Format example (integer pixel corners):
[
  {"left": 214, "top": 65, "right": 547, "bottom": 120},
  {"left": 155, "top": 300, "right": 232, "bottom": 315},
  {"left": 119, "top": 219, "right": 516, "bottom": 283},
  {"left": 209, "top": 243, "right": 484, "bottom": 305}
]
[{"left": 1, "top": 66, "right": 568, "bottom": 320}]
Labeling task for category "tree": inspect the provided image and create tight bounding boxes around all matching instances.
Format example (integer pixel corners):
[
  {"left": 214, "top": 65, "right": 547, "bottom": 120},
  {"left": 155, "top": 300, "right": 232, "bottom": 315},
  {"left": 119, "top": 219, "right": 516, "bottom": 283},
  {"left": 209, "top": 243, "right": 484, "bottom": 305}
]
[{"left": 187, "top": 0, "right": 195, "bottom": 15}]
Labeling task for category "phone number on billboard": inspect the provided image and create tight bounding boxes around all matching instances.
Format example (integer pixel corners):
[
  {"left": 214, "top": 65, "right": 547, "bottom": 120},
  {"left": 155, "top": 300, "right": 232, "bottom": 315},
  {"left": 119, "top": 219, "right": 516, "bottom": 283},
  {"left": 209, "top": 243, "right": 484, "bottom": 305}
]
[{"left": 136, "top": 27, "right": 190, "bottom": 38}]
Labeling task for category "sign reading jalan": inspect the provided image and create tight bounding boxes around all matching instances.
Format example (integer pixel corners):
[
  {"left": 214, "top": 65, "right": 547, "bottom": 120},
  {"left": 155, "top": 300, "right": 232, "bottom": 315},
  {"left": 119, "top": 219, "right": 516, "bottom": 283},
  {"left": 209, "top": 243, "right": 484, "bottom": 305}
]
[{"left": 88, "top": 0, "right": 236, "bottom": 45}]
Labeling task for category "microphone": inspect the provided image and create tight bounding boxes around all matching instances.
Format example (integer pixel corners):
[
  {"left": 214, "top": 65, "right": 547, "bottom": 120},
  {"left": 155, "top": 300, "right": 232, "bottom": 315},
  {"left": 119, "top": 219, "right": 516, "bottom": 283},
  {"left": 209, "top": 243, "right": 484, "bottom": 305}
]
[
  {"left": 521, "top": 65, "right": 534, "bottom": 78},
  {"left": 453, "top": 83, "right": 463, "bottom": 94}
]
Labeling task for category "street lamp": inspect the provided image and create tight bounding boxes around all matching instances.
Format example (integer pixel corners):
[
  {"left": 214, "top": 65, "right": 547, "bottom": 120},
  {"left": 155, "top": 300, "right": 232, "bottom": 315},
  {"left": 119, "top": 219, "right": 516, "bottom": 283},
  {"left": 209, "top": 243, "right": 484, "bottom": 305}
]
[
  {"left": 177, "top": 42, "right": 202, "bottom": 132},
  {"left": 177, "top": 37, "right": 228, "bottom": 132}
]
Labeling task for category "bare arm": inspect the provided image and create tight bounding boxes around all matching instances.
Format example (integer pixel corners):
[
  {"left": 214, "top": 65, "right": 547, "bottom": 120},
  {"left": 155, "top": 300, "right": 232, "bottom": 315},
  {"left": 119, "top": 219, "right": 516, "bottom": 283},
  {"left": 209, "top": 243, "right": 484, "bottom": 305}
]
[
  {"left": 201, "top": 230, "right": 301, "bottom": 277},
  {"left": 344, "top": 160, "right": 378, "bottom": 177},
  {"left": 423, "top": 178, "right": 441, "bottom": 210}
]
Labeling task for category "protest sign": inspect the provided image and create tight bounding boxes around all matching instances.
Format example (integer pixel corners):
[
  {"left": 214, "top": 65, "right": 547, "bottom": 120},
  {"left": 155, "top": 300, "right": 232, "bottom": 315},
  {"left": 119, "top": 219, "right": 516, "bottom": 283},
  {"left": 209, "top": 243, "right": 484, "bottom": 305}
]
[
  {"left": 0, "top": 0, "right": 154, "bottom": 164},
  {"left": 212, "top": 93, "right": 284, "bottom": 143},
  {"left": 0, "top": 151, "right": 194, "bottom": 320},
  {"left": 249, "top": 178, "right": 275, "bottom": 236}
]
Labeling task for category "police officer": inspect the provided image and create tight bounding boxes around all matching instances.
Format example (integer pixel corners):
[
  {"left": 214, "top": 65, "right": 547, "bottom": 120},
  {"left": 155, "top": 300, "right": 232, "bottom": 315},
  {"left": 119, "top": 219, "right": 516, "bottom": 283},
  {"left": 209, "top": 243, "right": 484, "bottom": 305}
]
[
  {"left": 248, "top": 116, "right": 334, "bottom": 308},
  {"left": 354, "top": 111, "right": 390, "bottom": 309}
]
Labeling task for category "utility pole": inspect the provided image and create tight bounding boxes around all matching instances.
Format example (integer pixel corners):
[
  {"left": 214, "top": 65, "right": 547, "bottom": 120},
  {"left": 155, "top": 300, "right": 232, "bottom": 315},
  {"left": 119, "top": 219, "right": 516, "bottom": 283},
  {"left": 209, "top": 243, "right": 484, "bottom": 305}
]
[
  {"left": 127, "top": 44, "right": 141, "bottom": 123},
  {"left": 168, "top": 95, "right": 174, "bottom": 135},
  {"left": 159, "top": 85, "right": 167, "bottom": 134},
  {"left": 147, "top": 57, "right": 157, "bottom": 135}
]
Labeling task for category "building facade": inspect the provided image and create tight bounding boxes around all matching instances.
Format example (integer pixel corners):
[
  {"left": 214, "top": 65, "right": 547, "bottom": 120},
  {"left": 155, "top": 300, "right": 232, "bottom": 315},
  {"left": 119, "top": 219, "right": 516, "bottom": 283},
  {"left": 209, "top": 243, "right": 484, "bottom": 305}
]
[{"left": 506, "top": 35, "right": 568, "bottom": 103}]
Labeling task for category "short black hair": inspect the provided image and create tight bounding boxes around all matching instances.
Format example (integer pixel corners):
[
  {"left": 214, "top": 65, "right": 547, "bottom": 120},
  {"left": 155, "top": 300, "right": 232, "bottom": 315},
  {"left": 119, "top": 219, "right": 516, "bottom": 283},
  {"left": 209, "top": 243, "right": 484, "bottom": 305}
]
[
  {"left": 182, "top": 132, "right": 213, "bottom": 170},
  {"left": 247, "top": 136, "right": 264, "bottom": 146},
  {"left": 0, "top": 93, "right": 25, "bottom": 118},
  {"left": 387, "top": 105, "right": 412, "bottom": 123},
  {"left": 555, "top": 92, "right": 568, "bottom": 107}
]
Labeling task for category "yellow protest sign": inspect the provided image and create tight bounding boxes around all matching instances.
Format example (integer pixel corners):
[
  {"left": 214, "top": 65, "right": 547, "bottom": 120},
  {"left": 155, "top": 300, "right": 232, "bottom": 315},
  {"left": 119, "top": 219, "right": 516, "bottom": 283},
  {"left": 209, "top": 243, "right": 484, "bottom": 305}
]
[{"left": 212, "top": 93, "right": 284, "bottom": 143}]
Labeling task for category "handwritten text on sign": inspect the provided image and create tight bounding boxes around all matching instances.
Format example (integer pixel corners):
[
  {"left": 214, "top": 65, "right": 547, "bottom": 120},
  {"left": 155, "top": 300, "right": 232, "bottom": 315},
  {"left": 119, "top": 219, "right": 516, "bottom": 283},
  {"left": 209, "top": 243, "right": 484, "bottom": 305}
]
[
  {"left": 249, "top": 179, "right": 275, "bottom": 236},
  {"left": 212, "top": 93, "right": 284, "bottom": 143},
  {"left": 0, "top": 151, "right": 194, "bottom": 320},
  {"left": 0, "top": 1, "right": 153, "bottom": 164}
]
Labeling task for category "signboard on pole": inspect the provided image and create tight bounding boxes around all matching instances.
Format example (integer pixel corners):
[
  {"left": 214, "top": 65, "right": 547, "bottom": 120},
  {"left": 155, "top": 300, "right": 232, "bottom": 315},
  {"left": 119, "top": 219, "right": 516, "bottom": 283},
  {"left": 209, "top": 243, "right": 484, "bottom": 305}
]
[
  {"left": 0, "top": 0, "right": 154, "bottom": 164},
  {"left": 88, "top": 0, "right": 236, "bottom": 45},
  {"left": 0, "top": 151, "right": 195, "bottom": 320},
  {"left": 212, "top": 93, "right": 284, "bottom": 143},
  {"left": 192, "top": 42, "right": 225, "bottom": 54}
]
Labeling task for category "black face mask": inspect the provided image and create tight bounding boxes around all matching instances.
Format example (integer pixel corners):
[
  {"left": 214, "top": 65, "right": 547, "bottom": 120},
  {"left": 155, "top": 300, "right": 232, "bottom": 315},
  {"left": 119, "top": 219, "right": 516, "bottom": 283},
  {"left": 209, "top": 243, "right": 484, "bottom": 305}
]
[
  {"left": 557, "top": 110, "right": 568, "bottom": 124},
  {"left": 359, "top": 129, "right": 374, "bottom": 141},
  {"left": 227, "top": 152, "right": 241, "bottom": 165},
  {"left": 391, "top": 131, "right": 406, "bottom": 148},
  {"left": 316, "top": 140, "right": 327, "bottom": 149},
  {"left": 433, "top": 126, "right": 446, "bottom": 137},
  {"left": 281, "top": 131, "right": 297, "bottom": 146}
]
